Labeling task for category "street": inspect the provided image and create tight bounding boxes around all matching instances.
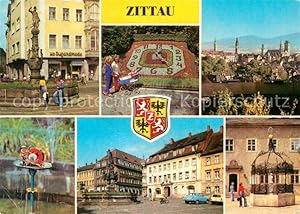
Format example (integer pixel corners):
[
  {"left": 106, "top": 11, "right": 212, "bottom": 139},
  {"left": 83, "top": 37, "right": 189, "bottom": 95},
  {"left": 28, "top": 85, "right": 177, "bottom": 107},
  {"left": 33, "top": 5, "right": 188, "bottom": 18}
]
[
  {"left": 226, "top": 198, "right": 300, "bottom": 214},
  {"left": 78, "top": 198, "right": 222, "bottom": 214},
  {"left": 0, "top": 81, "right": 99, "bottom": 115},
  {"left": 101, "top": 87, "right": 199, "bottom": 115}
]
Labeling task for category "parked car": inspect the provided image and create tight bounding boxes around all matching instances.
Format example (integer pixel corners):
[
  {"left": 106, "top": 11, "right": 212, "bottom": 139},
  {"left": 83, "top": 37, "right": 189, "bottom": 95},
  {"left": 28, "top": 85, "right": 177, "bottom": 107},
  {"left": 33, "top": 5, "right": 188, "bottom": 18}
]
[
  {"left": 184, "top": 192, "right": 209, "bottom": 204},
  {"left": 210, "top": 194, "right": 223, "bottom": 205}
]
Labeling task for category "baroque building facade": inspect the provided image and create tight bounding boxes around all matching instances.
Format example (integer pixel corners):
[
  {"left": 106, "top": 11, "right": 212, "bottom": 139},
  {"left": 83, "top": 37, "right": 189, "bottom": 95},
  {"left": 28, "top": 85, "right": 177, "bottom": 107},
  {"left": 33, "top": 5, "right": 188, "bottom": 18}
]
[
  {"left": 145, "top": 126, "right": 223, "bottom": 198},
  {"left": 6, "top": 0, "right": 99, "bottom": 80},
  {"left": 94, "top": 149, "right": 143, "bottom": 195}
]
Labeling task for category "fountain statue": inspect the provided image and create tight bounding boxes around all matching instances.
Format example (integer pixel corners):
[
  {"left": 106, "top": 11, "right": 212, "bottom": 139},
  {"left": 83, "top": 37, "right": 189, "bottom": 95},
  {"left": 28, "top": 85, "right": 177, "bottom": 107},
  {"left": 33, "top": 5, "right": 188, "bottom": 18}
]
[
  {"left": 27, "top": 6, "right": 43, "bottom": 83},
  {"left": 79, "top": 149, "right": 138, "bottom": 208},
  {"left": 103, "top": 150, "right": 118, "bottom": 192}
]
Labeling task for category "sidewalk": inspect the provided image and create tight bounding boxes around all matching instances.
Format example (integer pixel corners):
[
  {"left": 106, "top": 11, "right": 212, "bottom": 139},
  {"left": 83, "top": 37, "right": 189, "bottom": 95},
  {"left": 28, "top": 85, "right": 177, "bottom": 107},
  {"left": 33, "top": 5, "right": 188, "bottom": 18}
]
[{"left": 226, "top": 198, "right": 300, "bottom": 214}]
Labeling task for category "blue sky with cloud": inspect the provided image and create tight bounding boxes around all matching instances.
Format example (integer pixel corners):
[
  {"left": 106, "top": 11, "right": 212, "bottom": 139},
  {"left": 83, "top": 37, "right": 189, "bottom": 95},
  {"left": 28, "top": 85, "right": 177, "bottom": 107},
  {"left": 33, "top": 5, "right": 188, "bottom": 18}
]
[
  {"left": 77, "top": 118, "right": 223, "bottom": 167},
  {"left": 203, "top": 0, "right": 300, "bottom": 42}
]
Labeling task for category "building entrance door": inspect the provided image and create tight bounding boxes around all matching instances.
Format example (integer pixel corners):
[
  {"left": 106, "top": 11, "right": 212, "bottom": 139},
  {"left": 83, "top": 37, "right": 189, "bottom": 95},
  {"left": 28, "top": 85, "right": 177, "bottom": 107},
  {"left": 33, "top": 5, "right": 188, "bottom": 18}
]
[
  {"left": 229, "top": 174, "right": 238, "bottom": 192},
  {"left": 164, "top": 187, "right": 171, "bottom": 197}
]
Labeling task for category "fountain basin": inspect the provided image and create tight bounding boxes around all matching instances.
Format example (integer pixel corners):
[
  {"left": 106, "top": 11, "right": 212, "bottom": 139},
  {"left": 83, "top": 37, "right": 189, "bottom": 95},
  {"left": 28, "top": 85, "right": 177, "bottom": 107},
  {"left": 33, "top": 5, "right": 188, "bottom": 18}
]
[
  {"left": 78, "top": 192, "right": 138, "bottom": 206},
  {"left": 250, "top": 193, "right": 295, "bottom": 207}
]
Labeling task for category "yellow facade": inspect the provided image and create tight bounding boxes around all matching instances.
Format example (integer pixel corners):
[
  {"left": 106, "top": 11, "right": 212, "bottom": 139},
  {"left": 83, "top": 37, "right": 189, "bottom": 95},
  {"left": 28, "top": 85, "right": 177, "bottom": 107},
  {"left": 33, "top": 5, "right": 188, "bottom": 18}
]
[
  {"left": 42, "top": 0, "right": 85, "bottom": 58},
  {"left": 201, "top": 152, "right": 223, "bottom": 196},
  {"left": 6, "top": 0, "right": 99, "bottom": 80},
  {"left": 77, "top": 168, "right": 95, "bottom": 192}
]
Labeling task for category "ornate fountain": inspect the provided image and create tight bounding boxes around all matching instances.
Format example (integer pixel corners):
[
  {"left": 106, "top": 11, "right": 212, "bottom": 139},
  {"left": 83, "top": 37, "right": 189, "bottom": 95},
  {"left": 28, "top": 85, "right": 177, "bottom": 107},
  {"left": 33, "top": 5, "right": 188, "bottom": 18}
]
[
  {"left": 79, "top": 150, "right": 137, "bottom": 207},
  {"left": 14, "top": 146, "right": 52, "bottom": 214},
  {"left": 103, "top": 149, "right": 118, "bottom": 192},
  {"left": 250, "top": 127, "right": 295, "bottom": 207},
  {"left": 27, "top": 6, "right": 43, "bottom": 83}
]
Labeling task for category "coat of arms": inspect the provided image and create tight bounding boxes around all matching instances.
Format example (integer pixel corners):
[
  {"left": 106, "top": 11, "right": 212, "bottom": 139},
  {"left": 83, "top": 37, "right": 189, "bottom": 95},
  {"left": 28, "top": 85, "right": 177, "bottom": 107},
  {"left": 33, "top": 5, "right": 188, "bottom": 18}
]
[{"left": 131, "top": 95, "right": 171, "bottom": 142}]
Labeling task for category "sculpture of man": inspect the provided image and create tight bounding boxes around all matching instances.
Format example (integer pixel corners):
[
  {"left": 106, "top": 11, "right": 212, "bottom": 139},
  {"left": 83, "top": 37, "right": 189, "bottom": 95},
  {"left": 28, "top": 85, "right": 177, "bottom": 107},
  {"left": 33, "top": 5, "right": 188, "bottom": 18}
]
[{"left": 29, "top": 6, "right": 40, "bottom": 29}]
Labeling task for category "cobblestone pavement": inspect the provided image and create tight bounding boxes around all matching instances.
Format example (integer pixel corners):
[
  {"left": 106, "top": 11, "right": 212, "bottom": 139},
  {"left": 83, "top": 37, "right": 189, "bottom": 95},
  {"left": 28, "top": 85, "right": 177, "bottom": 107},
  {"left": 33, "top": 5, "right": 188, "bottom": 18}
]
[
  {"left": 101, "top": 87, "right": 199, "bottom": 115},
  {"left": 0, "top": 81, "right": 99, "bottom": 115},
  {"left": 225, "top": 198, "right": 300, "bottom": 214},
  {"left": 78, "top": 198, "right": 223, "bottom": 214}
]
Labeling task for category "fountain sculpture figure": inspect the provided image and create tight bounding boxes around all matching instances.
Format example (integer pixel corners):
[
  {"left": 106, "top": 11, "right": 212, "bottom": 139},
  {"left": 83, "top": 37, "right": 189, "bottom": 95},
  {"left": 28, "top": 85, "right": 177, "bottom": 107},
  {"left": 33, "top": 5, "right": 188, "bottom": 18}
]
[{"left": 27, "top": 6, "right": 43, "bottom": 83}]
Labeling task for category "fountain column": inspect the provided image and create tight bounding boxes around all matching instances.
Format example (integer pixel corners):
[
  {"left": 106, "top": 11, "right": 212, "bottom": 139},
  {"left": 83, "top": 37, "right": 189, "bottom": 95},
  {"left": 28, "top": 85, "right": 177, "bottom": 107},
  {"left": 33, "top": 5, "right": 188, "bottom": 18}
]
[
  {"left": 27, "top": 6, "right": 43, "bottom": 84},
  {"left": 29, "top": 169, "right": 37, "bottom": 214}
]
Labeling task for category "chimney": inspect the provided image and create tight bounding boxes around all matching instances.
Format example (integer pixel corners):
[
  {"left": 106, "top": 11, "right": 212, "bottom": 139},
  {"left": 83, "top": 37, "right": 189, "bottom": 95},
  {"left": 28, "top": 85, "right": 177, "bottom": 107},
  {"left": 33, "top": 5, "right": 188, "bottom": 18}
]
[
  {"left": 188, "top": 132, "right": 192, "bottom": 138},
  {"left": 170, "top": 138, "right": 175, "bottom": 144},
  {"left": 219, "top": 126, "right": 224, "bottom": 133}
]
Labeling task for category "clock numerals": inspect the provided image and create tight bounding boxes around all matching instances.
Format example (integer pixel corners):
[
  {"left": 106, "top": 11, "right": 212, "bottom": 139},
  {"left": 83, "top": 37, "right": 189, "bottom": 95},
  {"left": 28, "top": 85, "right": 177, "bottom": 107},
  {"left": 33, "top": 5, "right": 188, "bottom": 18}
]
[
  {"left": 169, "top": 45, "right": 173, "bottom": 50},
  {"left": 134, "top": 49, "right": 141, "bottom": 54},
  {"left": 167, "top": 67, "right": 173, "bottom": 75},
  {"left": 176, "top": 56, "right": 182, "bottom": 61},
  {"left": 150, "top": 68, "right": 157, "bottom": 74},
  {"left": 129, "top": 61, "right": 136, "bottom": 67},
  {"left": 132, "top": 55, "right": 138, "bottom": 60},
  {"left": 177, "top": 62, "right": 183, "bottom": 68},
  {"left": 175, "top": 49, "right": 181, "bottom": 55},
  {"left": 135, "top": 67, "right": 143, "bottom": 73},
  {"left": 144, "top": 45, "right": 148, "bottom": 49}
]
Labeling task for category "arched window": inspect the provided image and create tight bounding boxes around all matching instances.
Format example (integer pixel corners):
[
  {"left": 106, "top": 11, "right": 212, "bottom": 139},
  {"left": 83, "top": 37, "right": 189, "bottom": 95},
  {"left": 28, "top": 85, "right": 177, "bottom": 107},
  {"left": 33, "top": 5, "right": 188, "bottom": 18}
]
[{"left": 89, "top": 4, "right": 99, "bottom": 20}]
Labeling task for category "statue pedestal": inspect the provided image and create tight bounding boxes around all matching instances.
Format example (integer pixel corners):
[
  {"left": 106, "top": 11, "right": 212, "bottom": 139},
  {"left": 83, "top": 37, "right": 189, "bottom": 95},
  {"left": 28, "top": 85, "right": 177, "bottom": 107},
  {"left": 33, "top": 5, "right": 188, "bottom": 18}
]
[
  {"left": 106, "top": 184, "right": 115, "bottom": 192},
  {"left": 250, "top": 193, "right": 295, "bottom": 207},
  {"left": 79, "top": 192, "right": 138, "bottom": 206}
]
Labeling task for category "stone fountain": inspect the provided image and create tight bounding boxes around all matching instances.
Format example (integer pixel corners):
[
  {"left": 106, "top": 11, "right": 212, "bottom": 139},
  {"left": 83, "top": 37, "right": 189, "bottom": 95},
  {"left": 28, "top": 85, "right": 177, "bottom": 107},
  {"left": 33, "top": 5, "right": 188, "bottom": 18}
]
[
  {"left": 79, "top": 150, "right": 137, "bottom": 207},
  {"left": 250, "top": 127, "right": 295, "bottom": 207},
  {"left": 27, "top": 6, "right": 43, "bottom": 83}
]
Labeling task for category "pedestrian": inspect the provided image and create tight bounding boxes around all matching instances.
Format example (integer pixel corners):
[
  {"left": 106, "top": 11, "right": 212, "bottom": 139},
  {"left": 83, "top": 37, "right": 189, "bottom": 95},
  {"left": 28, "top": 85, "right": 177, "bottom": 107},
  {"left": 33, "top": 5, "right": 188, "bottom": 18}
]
[
  {"left": 111, "top": 55, "right": 120, "bottom": 92},
  {"left": 103, "top": 56, "right": 113, "bottom": 96},
  {"left": 39, "top": 76, "right": 48, "bottom": 109},
  {"left": 237, "top": 182, "right": 247, "bottom": 207},
  {"left": 230, "top": 182, "right": 235, "bottom": 201},
  {"left": 81, "top": 72, "right": 87, "bottom": 85},
  {"left": 53, "top": 79, "right": 64, "bottom": 110},
  {"left": 39, "top": 76, "right": 47, "bottom": 93},
  {"left": 148, "top": 190, "right": 152, "bottom": 201}
]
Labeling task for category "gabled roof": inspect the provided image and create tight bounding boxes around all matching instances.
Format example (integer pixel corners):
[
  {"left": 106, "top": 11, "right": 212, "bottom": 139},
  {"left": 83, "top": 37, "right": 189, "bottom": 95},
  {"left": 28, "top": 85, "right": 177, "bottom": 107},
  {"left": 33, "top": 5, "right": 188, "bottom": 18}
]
[
  {"left": 146, "top": 127, "right": 223, "bottom": 164},
  {"left": 98, "top": 149, "right": 144, "bottom": 165},
  {"left": 150, "top": 130, "right": 210, "bottom": 157},
  {"left": 77, "top": 163, "right": 95, "bottom": 172}
]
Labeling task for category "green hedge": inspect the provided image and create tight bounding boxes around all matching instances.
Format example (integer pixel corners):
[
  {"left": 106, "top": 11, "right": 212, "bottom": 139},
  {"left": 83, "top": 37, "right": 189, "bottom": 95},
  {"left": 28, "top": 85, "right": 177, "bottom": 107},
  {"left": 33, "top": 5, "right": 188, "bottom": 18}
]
[
  {"left": 0, "top": 82, "right": 78, "bottom": 89},
  {"left": 140, "top": 77, "right": 199, "bottom": 91}
]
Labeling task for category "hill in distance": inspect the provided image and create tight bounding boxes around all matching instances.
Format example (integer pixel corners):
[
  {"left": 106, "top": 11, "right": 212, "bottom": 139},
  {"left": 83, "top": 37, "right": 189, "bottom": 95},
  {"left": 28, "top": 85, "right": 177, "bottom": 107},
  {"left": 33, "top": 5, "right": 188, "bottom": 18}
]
[{"left": 202, "top": 33, "right": 300, "bottom": 54}]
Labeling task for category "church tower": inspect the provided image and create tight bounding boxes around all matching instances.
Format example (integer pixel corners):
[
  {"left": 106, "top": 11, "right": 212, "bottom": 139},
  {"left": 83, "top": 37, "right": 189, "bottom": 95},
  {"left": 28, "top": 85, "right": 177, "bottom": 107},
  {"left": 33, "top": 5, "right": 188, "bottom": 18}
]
[
  {"left": 279, "top": 41, "right": 283, "bottom": 53},
  {"left": 284, "top": 40, "right": 290, "bottom": 54},
  {"left": 214, "top": 38, "right": 217, "bottom": 52},
  {"left": 261, "top": 44, "right": 264, "bottom": 56},
  {"left": 235, "top": 37, "right": 240, "bottom": 54}
]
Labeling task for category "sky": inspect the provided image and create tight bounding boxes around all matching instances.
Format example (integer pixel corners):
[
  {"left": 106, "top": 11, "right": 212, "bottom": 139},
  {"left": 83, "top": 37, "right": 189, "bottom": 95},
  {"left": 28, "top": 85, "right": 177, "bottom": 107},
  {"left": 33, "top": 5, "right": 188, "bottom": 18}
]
[
  {"left": 77, "top": 117, "right": 223, "bottom": 167},
  {"left": 0, "top": 0, "right": 9, "bottom": 49},
  {"left": 203, "top": 0, "right": 300, "bottom": 42}
]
